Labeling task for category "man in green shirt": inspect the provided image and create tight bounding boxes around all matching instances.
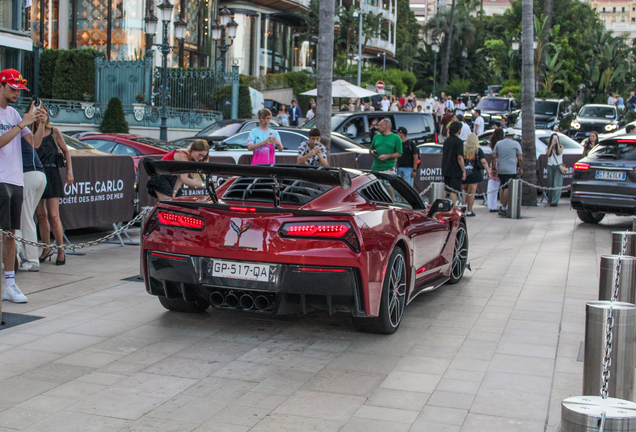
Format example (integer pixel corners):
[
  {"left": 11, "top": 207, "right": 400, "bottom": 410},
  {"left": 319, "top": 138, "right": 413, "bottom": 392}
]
[{"left": 369, "top": 118, "right": 402, "bottom": 172}]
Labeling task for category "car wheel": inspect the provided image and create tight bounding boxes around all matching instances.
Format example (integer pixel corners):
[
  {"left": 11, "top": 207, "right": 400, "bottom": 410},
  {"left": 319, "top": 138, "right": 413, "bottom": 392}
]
[
  {"left": 448, "top": 222, "right": 468, "bottom": 284},
  {"left": 577, "top": 210, "right": 605, "bottom": 224},
  {"left": 352, "top": 247, "right": 407, "bottom": 334},
  {"left": 158, "top": 295, "right": 209, "bottom": 313}
]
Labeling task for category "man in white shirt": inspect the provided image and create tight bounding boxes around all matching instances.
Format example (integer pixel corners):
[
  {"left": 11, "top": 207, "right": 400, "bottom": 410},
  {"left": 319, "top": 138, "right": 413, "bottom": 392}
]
[
  {"left": 424, "top": 93, "right": 434, "bottom": 113},
  {"left": 455, "top": 100, "right": 466, "bottom": 116},
  {"left": 607, "top": 93, "right": 616, "bottom": 106},
  {"left": 345, "top": 121, "right": 358, "bottom": 137},
  {"left": 457, "top": 114, "right": 471, "bottom": 140},
  {"left": 445, "top": 96, "right": 455, "bottom": 111},
  {"left": 380, "top": 96, "right": 390, "bottom": 112},
  {"left": 473, "top": 109, "right": 485, "bottom": 135}
]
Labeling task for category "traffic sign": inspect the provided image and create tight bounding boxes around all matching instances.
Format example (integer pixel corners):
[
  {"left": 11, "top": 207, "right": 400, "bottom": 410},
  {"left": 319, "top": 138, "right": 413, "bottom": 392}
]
[{"left": 376, "top": 81, "right": 385, "bottom": 90}]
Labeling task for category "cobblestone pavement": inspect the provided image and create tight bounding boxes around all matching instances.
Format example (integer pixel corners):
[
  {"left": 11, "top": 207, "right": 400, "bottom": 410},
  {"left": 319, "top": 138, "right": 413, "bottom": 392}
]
[{"left": 0, "top": 201, "right": 625, "bottom": 431}]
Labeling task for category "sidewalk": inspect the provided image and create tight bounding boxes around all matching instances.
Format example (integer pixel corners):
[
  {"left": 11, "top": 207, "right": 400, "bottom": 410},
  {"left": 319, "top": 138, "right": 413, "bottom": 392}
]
[{"left": 0, "top": 202, "right": 623, "bottom": 431}]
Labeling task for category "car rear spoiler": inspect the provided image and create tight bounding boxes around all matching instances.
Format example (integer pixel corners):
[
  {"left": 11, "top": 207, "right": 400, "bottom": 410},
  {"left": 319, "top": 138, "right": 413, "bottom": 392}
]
[{"left": 142, "top": 158, "right": 352, "bottom": 190}]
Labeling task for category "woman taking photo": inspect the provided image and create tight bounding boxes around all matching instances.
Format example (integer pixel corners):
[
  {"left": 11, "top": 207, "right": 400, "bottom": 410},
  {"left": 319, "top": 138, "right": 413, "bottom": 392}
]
[
  {"left": 546, "top": 133, "right": 565, "bottom": 207},
  {"left": 147, "top": 140, "right": 210, "bottom": 201},
  {"left": 35, "top": 106, "right": 73, "bottom": 265},
  {"left": 277, "top": 104, "right": 290, "bottom": 126},
  {"left": 247, "top": 108, "right": 283, "bottom": 165},
  {"left": 487, "top": 128, "right": 504, "bottom": 212},
  {"left": 581, "top": 131, "right": 598, "bottom": 158},
  {"left": 462, "top": 133, "right": 491, "bottom": 217}
]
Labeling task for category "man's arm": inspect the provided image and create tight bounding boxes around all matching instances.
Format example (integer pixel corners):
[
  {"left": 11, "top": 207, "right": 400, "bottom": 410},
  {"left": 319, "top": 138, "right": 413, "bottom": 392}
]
[
  {"left": 458, "top": 155, "right": 466, "bottom": 180},
  {"left": 517, "top": 154, "right": 524, "bottom": 175},
  {"left": 378, "top": 152, "right": 402, "bottom": 161}
]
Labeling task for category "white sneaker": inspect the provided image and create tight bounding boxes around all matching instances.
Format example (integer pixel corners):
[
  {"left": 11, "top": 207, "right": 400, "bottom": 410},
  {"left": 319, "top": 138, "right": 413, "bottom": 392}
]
[
  {"left": 3, "top": 283, "right": 28, "bottom": 303},
  {"left": 18, "top": 262, "right": 39, "bottom": 272}
]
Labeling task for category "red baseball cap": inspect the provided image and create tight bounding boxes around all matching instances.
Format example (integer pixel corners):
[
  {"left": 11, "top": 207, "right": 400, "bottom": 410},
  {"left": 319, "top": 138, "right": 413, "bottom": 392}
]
[{"left": 0, "top": 69, "right": 29, "bottom": 91}]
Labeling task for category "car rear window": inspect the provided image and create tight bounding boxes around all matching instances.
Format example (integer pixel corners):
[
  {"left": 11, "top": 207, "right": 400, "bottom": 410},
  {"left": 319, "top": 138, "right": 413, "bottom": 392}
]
[
  {"left": 223, "top": 177, "right": 333, "bottom": 205},
  {"left": 538, "top": 134, "right": 582, "bottom": 149},
  {"left": 130, "top": 137, "right": 180, "bottom": 151},
  {"left": 476, "top": 98, "right": 509, "bottom": 111},
  {"left": 589, "top": 139, "right": 636, "bottom": 160},
  {"left": 396, "top": 115, "right": 427, "bottom": 134}
]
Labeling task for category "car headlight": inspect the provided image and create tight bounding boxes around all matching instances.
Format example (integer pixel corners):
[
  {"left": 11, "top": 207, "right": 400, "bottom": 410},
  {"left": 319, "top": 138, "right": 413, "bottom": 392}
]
[
  {"left": 491, "top": 115, "right": 502, "bottom": 119},
  {"left": 465, "top": 113, "right": 473, "bottom": 117},
  {"left": 571, "top": 121, "right": 581, "bottom": 129},
  {"left": 605, "top": 124, "right": 618, "bottom": 131}
]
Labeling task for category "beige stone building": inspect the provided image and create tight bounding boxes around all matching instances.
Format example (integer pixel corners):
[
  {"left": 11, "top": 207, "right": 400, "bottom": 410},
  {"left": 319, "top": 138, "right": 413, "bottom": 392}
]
[{"left": 587, "top": 0, "right": 636, "bottom": 43}]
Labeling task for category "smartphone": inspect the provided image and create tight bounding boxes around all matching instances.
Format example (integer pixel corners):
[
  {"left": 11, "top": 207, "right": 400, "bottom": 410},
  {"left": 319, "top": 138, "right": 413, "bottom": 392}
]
[{"left": 31, "top": 96, "right": 40, "bottom": 111}]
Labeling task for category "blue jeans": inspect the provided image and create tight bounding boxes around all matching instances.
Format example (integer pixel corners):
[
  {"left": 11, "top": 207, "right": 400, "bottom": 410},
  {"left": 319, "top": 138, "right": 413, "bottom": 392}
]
[{"left": 397, "top": 167, "right": 414, "bottom": 186}]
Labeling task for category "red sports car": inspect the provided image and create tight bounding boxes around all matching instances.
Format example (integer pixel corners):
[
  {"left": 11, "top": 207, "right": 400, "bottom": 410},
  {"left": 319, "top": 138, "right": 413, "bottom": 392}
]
[
  {"left": 78, "top": 134, "right": 177, "bottom": 170},
  {"left": 141, "top": 161, "right": 469, "bottom": 334}
]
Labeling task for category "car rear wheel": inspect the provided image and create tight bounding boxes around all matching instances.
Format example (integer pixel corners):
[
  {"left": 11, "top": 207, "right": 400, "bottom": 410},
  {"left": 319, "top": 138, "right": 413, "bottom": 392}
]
[
  {"left": 448, "top": 222, "right": 468, "bottom": 284},
  {"left": 158, "top": 295, "right": 209, "bottom": 313},
  {"left": 577, "top": 210, "right": 605, "bottom": 224},
  {"left": 352, "top": 247, "right": 407, "bottom": 335}
]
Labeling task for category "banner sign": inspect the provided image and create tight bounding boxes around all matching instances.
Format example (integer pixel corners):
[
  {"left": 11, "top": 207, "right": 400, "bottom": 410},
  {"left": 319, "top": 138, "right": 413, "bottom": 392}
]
[
  {"left": 60, "top": 155, "right": 136, "bottom": 230},
  {"left": 537, "top": 154, "right": 580, "bottom": 187}
]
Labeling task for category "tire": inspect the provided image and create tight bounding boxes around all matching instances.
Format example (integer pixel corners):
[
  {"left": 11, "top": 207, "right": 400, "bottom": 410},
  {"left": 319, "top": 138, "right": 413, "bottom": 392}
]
[
  {"left": 577, "top": 210, "right": 605, "bottom": 224},
  {"left": 158, "top": 295, "right": 209, "bottom": 313},
  {"left": 352, "top": 247, "right": 407, "bottom": 334},
  {"left": 448, "top": 221, "right": 468, "bottom": 284}
]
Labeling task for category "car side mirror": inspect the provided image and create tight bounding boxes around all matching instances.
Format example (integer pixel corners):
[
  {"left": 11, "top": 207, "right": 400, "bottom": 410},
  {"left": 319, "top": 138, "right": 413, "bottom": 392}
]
[{"left": 428, "top": 198, "right": 453, "bottom": 218}]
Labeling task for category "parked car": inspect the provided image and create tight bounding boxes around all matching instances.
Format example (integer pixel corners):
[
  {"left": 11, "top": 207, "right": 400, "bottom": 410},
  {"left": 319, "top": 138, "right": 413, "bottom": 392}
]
[
  {"left": 534, "top": 98, "right": 569, "bottom": 130},
  {"left": 484, "top": 85, "right": 502, "bottom": 96},
  {"left": 417, "top": 143, "right": 443, "bottom": 154},
  {"left": 599, "top": 120, "right": 636, "bottom": 141},
  {"left": 141, "top": 160, "right": 468, "bottom": 334},
  {"left": 303, "top": 112, "right": 437, "bottom": 147},
  {"left": 477, "top": 128, "right": 583, "bottom": 160},
  {"left": 569, "top": 104, "right": 624, "bottom": 142},
  {"left": 184, "top": 119, "right": 281, "bottom": 147},
  {"left": 464, "top": 96, "right": 520, "bottom": 130},
  {"left": 571, "top": 135, "right": 636, "bottom": 223},
  {"left": 62, "top": 133, "right": 112, "bottom": 156},
  {"left": 61, "top": 130, "right": 102, "bottom": 139},
  {"left": 78, "top": 134, "right": 176, "bottom": 169}
]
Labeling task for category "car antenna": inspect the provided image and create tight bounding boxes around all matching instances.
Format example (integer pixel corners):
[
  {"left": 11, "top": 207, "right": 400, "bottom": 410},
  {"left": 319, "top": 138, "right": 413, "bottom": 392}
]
[
  {"left": 271, "top": 175, "right": 281, "bottom": 208},
  {"left": 201, "top": 170, "right": 218, "bottom": 203}
]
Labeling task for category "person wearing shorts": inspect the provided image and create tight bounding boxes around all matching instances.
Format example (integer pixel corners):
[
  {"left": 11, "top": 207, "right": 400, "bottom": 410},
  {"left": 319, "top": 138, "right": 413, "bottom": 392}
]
[
  {"left": 0, "top": 68, "right": 45, "bottom": 303},
  {"left": 492, "top": 129, "right": 523, "bottom": 216}
]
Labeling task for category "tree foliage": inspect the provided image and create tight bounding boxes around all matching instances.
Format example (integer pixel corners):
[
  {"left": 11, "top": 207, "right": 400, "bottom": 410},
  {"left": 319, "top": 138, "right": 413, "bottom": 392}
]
[{"left": 100, "top": 97, "right": 129, "bottom": 133}]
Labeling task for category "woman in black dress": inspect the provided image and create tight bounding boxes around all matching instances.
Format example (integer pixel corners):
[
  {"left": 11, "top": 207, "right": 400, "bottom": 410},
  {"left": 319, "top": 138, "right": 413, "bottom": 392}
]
[{"left": 35, "top": 106, "right": 73, "bottom": 265}]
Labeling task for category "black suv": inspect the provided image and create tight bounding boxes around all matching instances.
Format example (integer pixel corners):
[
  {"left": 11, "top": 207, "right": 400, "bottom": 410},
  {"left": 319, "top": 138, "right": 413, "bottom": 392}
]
[
  {"left": 535, "top": 98, "right": 569, "bottom": 130},
  {"left": 304, "top": 112, "right": 437, "bottom": 147},
  {"left": 569, "top": 104, "right": 624, "bottom": 142},
  {"left": 464, "top": 96, "right": 520, "bottom": 130},
  {"left": 571, "top": 135, "right": 636, "bottom": 223}
]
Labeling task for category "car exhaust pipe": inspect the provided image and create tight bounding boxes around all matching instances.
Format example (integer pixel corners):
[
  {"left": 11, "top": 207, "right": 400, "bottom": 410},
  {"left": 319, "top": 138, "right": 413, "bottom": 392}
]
[
  {"left": 254, "top": 295, "right": 271, "bottom": 311},
  {"left": 210, "top": 291, "right": 224, "bottom": 307},
  {"left": 239, "top": 294, "right": 254, "bottom": 310},
  {"left": 225, "top": 293, "right": 239, "bottom": 308}
]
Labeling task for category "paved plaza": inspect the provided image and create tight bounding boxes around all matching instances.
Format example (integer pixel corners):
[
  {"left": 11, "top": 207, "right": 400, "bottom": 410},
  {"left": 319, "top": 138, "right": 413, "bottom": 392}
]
[{"left": 0, "top": 200, "right": 622, "bottom": 431}]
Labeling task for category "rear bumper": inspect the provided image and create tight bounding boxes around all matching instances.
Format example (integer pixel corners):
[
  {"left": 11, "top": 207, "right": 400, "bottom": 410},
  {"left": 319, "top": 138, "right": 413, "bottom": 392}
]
[
  {"left": 144, "top": 251, "right": 367, "bottom": 317},
  {"left": 571, "top": 189, "right": 636, "bottom": 215}
]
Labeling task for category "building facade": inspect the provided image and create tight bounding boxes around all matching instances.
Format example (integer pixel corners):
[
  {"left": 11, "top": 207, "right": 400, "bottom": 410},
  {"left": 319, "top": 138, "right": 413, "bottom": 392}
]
[
  {"left": 587, "top": 0, "right": 636, "bottom": 42},
  {"left": 0, "top": 0, "right": 33, "bottom": 74}
]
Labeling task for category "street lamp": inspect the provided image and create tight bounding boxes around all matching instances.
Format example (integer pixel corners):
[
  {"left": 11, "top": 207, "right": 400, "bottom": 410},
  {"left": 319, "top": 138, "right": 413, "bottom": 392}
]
[
  {"left": 511, "top": 37, "right": 519, "bottom": 51},
  {"left": 432, "top": 38, "right": 439, "bottom": 97},
  {"left": 211, "top": 7, "right": 239, "bottom": 74},
  {"left": 377, "top": 52, "right": 387, "bottom": 72},
  {"left": 145, "top": 0, "right": 187, "bottom": 141},
  {"left": 462, "top": 48, "right": 468, "bottom": 79},
  {"left": 353, "top": 9, "right": 364, "bottom": 87}
]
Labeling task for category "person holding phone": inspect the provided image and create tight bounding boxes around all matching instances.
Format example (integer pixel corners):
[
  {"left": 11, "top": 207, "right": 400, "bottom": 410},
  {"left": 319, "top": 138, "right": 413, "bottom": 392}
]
[
  {"left": 369, "top": 118, "right": 402, "bottom": 173},
  {"left": 247, "top": 108, "right": 283, "bottom": 165},
  {"left": 0, "top": 68, "right": 46, "bottom": 303}
]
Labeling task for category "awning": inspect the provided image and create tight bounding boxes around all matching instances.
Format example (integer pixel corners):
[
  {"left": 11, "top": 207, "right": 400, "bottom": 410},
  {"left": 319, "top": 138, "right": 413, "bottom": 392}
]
[{"left": 0, "top": 30, "right": 33, "bottom": 52}]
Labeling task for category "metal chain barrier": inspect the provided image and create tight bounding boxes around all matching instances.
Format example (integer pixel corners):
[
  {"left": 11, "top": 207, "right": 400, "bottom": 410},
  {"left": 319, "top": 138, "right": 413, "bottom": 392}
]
[
  {"left": 418, "top": 183, "right": 434, "bottom": 197},
  {"left": 439, "top": 178, "right": 571, "bottom": 198},
  {"left": 0, "top": 207, "right": 152, "bottom": 251}
]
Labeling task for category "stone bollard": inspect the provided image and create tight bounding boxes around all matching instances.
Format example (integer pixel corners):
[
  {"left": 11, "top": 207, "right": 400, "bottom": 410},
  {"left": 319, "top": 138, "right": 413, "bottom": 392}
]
[
  {"left": 612, "top": 232, "right": 636, "bottom": 257},
  {"left": 507, "top": 179, "right": 522, "bottom": 219},
  {"left": 428, "top": 182, "right": 446, "bottom": 204},
  {"left": 562, "top": 396, "right": 636, "bottom": 431},
  {"left": 599, "top": 255, "right": 636, "bottom": 304},
  {"left": 583, "top": 301, "right": 636, "bottom": 401}
]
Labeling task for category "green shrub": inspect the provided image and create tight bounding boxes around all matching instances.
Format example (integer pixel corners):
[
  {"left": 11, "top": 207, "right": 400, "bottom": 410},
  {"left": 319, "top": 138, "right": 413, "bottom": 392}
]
[
  {"left": 500, "top": 84, "right": 521, "bottom": 100},
  {"left": 443, "top": 78, "right": 471, "bottom": 98},
  {"left": 626, "top": 110, "right": 636, "bottom": 124},
  {"left": 215, "top": 85, "right": 252, "bottom": 119},
  {"left": 100, "top": 97, "right": 129, "bottom": 133},
  {"left": 51, "top": 49, "right": 101, "bottom": 101},
  {"left": 39, "top": 49, "right": 59, "bottom": 99}
]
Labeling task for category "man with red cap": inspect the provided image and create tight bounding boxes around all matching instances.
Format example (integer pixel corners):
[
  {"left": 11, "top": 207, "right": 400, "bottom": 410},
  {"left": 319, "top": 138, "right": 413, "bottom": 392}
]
[{"left": 0, "top": 68, "right": 45, "bottom": 303}]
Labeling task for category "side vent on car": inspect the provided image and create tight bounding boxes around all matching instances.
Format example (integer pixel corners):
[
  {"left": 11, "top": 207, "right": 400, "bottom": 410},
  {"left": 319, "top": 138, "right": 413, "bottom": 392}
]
[{"left": 358, "top": 181, "right": 393, "bottom": 204}]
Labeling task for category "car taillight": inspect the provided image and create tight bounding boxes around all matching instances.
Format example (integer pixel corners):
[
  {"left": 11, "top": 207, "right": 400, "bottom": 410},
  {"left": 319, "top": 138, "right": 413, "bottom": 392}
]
[
  {"left": 280, "top": 222, "right": 360, "bottom": 252},
  {"left": 573, "top": 163, "right": 590, "bottom": 171},
  {"left": 157, "top": 211, "right": 204, "bottom": 230},
  {"left": 229, "top": 206, "right": 257, "bottom": 212}
]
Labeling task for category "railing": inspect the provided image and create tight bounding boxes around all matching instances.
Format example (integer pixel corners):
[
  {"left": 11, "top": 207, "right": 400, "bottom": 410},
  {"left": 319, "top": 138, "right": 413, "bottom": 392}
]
[
  {"left": 153, "top": 67, "right": 217, "bottom": 111},
  {"left": 368, "top": 37, "right": 396, "bottom": 53},
  {"left": 361, "top": 2, "right": 396, "bottom": 22},
  {"left": 12, "top": 98, "right": 223, "bottom": 131}
]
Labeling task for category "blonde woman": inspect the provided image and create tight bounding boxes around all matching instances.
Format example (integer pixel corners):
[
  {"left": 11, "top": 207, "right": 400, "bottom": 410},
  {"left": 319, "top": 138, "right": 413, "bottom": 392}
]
[{"left": 462, "top": 133, "right": 491, "bottom": 217}]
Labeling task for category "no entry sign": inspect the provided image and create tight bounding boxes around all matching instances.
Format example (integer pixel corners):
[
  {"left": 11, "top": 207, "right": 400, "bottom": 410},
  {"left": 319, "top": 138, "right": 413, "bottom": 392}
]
[{"left": 376, "top": 81, "right": 385, "bottom": 90}]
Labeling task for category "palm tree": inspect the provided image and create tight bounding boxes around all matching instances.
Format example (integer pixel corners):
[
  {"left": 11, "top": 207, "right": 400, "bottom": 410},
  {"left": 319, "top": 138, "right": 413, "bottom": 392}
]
[
  {"left": 539, "top": 0, "right": 553, "bottom": 87},
  {"left": 316, "top": 0, "right": 335, "bottom": 150},
  {"left": 521, "top": 0, "right": 537, "bottom": 206},
  {"left": 440, "top": 0, "right": 456, "bottom": 88}
]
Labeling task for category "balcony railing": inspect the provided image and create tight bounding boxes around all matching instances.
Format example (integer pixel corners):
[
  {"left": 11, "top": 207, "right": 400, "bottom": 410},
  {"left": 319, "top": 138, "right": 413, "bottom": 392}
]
[
  {"left": 368, "top": 37, "right": 396, "bottom": 54},
  {"left": 361, "top": 2, "right": 396, "bottom": 22}
]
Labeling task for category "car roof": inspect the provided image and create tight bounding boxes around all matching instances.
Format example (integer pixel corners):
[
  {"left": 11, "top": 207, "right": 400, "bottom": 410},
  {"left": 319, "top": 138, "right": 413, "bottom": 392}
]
[
  {"left": 536, "top": 99, "right": 563, "bottom": 102},
  {"left": 481, "top": 96, "right": 513, "bottom": 101},
  {"left": 581, "top": 104, "right": 616, "bottom": 108}
]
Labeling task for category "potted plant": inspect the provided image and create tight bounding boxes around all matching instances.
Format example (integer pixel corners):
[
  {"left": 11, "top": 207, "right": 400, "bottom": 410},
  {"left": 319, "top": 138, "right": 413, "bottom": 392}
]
[
  {"left": 82, "top": 92, "right": 92, "bottom": 102},
  {"left": 135, "top": 93, "right": 145, "bottom": 104}
]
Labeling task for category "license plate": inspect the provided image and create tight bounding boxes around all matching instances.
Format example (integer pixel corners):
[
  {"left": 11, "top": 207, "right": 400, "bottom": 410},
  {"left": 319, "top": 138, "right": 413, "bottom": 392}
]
[
  {"left": 595, "top": 170, "right": 626, "bottom": 181},
  {"left": 211, "top": 259, "right": 271, "bottom": 282}
]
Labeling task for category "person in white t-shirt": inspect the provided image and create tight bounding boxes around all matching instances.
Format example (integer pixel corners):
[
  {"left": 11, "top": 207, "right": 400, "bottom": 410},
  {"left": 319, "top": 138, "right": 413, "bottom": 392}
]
[
  {"left": 473, "top": 109, "right": 485, "bottom": 135},
  {"left": 607, "top": 93, "right": 616, "bottom": 106},
  {"left": 0, "top": 68, "right": 45, "bottom": 303},
  {"left": 457, "top": 114, "right": 471, "bottom": 141},
  {"left": 424, "top": 93, "right": 434, "bottom": 113},
  {"left": 381, "top": 95, "right": 390, "bottom": 112},
  {"left": 455, "top": 100, "right": 467, "bottom": 116}
]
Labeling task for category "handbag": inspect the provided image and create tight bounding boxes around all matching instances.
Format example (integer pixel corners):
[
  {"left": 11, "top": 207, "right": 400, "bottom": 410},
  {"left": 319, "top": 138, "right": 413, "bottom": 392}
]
[
  {"left": 551, "top": 151, "right": 567, "bottom": 174},
  {"left": 53, "top": 131, "right": 66, "bottom": 168}
]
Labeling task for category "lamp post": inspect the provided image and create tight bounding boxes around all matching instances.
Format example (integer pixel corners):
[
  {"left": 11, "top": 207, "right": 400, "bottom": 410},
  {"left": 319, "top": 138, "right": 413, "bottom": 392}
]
[
  {"left": 432, "top": 39, "right": 439, "bottom": 97},
  {"left": 145, "top": 1, "right": 187, "bottom": 141},
  {"left": 353, "top": 9, "right": 364, "bottom": 87},
  {"left": 210, "top": 7, "right": 239, "bottom": 75},
  {"left": 461, "top": 48, "right": 468, "bottom": 79},
  {"left": 377, "top": 52, "right": 386, "bottom": 72}
]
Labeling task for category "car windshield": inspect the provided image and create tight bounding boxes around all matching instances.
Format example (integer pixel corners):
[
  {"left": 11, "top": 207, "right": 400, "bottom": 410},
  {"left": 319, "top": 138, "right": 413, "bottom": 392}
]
[
  {"left": 476, "top": 98, "right": 508, "bottom": 111},
  {"left": 199, "top": 123, "right": 242, "bottom": 137},
  {"left": 590, "top": 139, "right": 636, "bottom": 160},
  {"left": 62, "top": 134, "right": 95, "bottom": 150},
  {"left": 579, "top": 106, "right": 616, "bottom": 119},
  {"left": 535, "top": 101, "right": 559, "bottom": 116},
  {"left": 538, "top": 134, "right": 582, "bottom": 149},
  {"left": 418, "top": 145, "right": 441, "bottom": 154},
  {"left": 130, "top": 137, "right": 180, "bottom": 151}
]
